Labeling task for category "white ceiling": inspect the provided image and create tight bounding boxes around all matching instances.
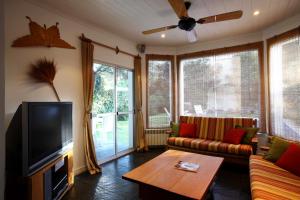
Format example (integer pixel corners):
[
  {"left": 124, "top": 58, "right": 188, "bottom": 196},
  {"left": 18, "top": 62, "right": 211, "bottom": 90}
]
[{"left": 27, "top": 0, "right": 300, "bottom": 46}]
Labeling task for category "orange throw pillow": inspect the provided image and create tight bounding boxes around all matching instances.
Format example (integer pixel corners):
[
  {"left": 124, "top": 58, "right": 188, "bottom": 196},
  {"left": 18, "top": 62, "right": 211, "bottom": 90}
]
[
  {"left": 223, "top": 128, "right": 246, "bottom": 144},
  {"left": 276, "top": 144, "right": 300, "bottom": 177},
  {"left": 179, "top": 123, "right": 196, "bottom": 138}
]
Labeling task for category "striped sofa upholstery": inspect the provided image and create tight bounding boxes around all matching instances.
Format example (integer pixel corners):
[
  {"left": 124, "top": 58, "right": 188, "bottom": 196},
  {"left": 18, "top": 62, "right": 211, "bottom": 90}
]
[
  {"left": 167, "top": 138, "right": 253, "bottom": 156},
  {"left": 250, "top": 155, "right": 300, "bottom": 200},
  {"left": 167, "top": 116, "right": 257, "bottom": 164},
  {"left": 178, "top": 116, "right": 256, "bottom": 140}
]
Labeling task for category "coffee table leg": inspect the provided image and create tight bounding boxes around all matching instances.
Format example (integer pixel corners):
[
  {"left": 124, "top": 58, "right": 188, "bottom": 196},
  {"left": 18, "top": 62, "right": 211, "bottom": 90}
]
[
  {"left": 139, "top": 184, "right": 192, "bottom": 200},
  {"left": 204, "top": 182, "right": 215, "bottom": 200}
]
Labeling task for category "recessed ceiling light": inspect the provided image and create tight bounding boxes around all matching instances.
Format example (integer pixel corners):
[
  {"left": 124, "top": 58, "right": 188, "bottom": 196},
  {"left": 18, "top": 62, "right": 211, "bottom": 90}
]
[
  {"left": 253, "top": 10, "right": 260, "bottom": 16},
  {"left": 161, "top": 34, "right": 166, "bottom": 38}
]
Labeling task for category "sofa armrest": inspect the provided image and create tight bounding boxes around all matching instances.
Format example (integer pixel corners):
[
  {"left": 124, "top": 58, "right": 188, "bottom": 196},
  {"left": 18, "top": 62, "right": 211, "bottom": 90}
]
[
  {"left": 251, "top": 137, "right": 258, "bottom": 155},
  {"left": 260, "top": 146, "right": 270, "bottom": 151},
  {"left": 166, "top": 130, "right": 177, "bottom": 137},
  {"left": 251, "top": 137, "right": 258, "bottom": 143}
]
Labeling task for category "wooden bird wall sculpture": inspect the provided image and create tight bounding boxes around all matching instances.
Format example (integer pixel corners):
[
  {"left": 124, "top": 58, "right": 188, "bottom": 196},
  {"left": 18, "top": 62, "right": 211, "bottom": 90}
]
[{"left": 12, "top": 16, "right": 76, "bottom": 49}]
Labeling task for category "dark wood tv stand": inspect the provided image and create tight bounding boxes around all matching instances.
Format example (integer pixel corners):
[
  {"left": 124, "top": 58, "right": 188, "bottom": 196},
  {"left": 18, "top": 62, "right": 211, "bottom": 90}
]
[
  {"left": 6, "top": 150, "right": 74, "bottom": 200},
  {"left": 29, "top": 150, "right": 74, "bottom": 200}
]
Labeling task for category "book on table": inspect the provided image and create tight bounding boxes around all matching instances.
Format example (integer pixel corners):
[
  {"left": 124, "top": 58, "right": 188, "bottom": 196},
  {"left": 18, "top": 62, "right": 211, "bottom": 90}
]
[{"left": 175, "top": 161, "right": 200, "bottom": 172}]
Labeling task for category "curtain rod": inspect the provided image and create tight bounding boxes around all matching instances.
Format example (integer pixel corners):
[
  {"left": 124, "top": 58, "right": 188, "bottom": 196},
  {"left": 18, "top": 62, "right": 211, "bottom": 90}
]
[{"left": 80, "top": 34, "right": 138, "bottom": 58}]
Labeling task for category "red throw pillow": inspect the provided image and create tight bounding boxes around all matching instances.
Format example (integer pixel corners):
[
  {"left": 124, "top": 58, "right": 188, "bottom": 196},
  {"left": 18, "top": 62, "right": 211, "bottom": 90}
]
[
  {"left": 276, "top": 144, "right": 300, "bottom": 177},
  {"left": 223, "top": 128, "right": 246, "bottom": 144},
  {"left": 179, "top": 123, "right": 196, "bottom": 138}
]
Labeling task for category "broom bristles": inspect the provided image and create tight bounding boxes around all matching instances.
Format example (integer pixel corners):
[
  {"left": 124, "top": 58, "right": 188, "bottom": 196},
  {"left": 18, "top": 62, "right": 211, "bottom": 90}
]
[
  {"left": 29, "top": 58, "right": 56, "bottom": 84},
  {"left": 29, "top": 58, "right": 61, "bottom": 101}
]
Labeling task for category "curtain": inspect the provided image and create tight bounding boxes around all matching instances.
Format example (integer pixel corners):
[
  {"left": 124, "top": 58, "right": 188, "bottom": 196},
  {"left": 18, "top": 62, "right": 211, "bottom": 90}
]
[
  {"left": 269, "top": 34, "right": 300, "bottom": 141},
  {"left": 81, "top": 39, "right": 101, "bottom": 174},
  {"left": 134, "top": 56, "right": 148, "bottom": 151}
]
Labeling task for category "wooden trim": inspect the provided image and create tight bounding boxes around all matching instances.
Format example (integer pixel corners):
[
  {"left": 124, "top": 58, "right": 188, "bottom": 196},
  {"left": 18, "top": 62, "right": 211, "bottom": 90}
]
[
  {"left": 177, "top": 41, "right": 264, "bottom": 60},
  {"left": 146, "top": 54, "right": 175, "bottom": 129},
  {"left": 80, "top": 34, "right": 138, "bottom": 58},
  {"left": 267, "top": 40, "right": 272, "bottom": 134},
  {"left": 257, "top": 42, "right": 266, "bottom": 132},
  {"left": 267, "top": 26, "right": 300, "bottom": 46},
  {"left": 266, "top": 26, "right": 300, "bottom": 135},
  {"left": 176, "top": 41, "right": 266, "bottom": 131},
  {"left": 176, "top": 55, "right": 181, "bottom": 117}
]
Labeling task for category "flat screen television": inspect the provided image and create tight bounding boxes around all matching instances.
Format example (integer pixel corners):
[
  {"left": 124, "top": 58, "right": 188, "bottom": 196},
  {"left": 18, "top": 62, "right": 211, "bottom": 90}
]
[{"left": 6, "top": 102, "right": 73, "bottom": 177}]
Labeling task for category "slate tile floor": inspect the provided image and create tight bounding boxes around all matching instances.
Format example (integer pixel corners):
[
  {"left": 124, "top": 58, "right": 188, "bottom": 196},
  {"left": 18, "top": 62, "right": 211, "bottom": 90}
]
[{"left": 63, "top": 149, "right": 251, "bottom": 200}]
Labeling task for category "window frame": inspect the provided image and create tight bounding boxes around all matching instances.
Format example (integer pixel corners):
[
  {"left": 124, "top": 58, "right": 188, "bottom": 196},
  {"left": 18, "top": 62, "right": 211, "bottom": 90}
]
[
  {"left": 146, "top": 54, "right": 175, "bottom": 129},
  {"left": 267, "top": 27, "right": 300, "bottom": 135},
  {"left": 176, "top": 41, "right": 265, "bottom": 131}
]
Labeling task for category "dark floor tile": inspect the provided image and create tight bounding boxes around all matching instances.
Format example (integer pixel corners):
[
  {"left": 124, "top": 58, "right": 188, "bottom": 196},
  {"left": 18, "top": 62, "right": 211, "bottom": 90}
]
[{"left": 63, "top": 149, "right": 251, "bottom": 200}]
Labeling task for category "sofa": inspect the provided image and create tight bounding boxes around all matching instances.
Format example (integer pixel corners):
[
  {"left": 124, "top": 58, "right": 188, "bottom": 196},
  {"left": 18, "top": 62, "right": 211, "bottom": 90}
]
[
  {"left": 167, "top": 116, "right": 258, "bottom": 165},
  {"left": 250, "top": 155, "right": 300, "bottom": 199}
]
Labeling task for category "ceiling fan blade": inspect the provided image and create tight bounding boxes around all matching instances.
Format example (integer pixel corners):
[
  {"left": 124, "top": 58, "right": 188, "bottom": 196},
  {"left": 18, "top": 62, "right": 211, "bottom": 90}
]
[
  {"left": 186, "top": 29, "right": 197, "bottom": 43},
  {"left": 142, "top": 25, "right": 177, "bottom": 35},
  {"left": 168, "top": 0, "right": 188, "bottom": 18},
  {"left": 197, "top": 10, "right": 243, "bottom": 24}
]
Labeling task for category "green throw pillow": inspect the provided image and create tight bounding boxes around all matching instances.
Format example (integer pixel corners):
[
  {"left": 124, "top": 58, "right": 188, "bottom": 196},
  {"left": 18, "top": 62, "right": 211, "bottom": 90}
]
[
  {"left": 234, "top": 125, "right": 259, "bottom": 144},
  {"left": 264, "top": 136, "right": 290, "bottom": 162},
  {"left": 171, "top": 122, "right": 180, "bottom": 137},
  {"left": 242, "top": 127, "right": 259, "bottom": 144}
]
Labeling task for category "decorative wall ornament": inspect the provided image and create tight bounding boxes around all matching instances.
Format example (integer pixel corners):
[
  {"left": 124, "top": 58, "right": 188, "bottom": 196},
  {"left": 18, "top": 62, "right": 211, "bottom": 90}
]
[
  {"left": 29, "top": 58, "right": 61, "bottom": 102},
  {"left": 12, "top": 16, "right": 75, "bottom": 49}
]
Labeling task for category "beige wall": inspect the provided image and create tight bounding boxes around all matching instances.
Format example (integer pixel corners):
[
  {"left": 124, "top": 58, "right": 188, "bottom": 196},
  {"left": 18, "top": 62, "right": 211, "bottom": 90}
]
[{"left": 4, "top": 0, "right": 137, "bottom": 174}]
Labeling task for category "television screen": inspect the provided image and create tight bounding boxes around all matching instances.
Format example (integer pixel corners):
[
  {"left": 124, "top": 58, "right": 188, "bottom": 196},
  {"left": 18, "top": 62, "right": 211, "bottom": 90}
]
[{"left": 26, "top": 102, "right": 72, "bottom": 171}]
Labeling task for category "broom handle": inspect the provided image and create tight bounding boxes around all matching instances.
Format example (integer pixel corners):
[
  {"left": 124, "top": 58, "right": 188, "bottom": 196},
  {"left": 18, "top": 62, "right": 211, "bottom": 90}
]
[{"left": 50, "top": 83, "right": 61, "bottom": 102}]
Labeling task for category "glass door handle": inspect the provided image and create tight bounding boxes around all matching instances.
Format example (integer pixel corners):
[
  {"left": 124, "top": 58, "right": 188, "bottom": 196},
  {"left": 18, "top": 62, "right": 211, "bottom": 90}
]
[{"left": 116, "top": 111, "right": 134, "bottom": 115}]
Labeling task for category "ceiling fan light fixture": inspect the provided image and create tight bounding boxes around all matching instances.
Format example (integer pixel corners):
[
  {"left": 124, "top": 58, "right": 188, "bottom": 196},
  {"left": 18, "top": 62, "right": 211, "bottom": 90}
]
[
  {"left": 253, "top": 10, "right": 260, "bottom": 16},
  {"left": 187, "top": 29, "right": 197, "bottom": 43}
]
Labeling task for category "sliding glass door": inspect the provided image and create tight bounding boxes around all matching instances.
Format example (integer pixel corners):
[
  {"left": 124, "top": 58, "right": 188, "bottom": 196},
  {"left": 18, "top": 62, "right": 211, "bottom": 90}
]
[
  {"left": 92, "top": 62, "right": 134, "bottom": 163},
  {"left": 116, "top": 68, "right": 134, "bottom": 152}
]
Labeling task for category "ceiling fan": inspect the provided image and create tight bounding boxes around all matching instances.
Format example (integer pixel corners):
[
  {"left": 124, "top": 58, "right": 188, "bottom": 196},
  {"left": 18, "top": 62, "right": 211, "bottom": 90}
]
[{"left": 142, "top": 0, "right": 243, "bottom": 43}]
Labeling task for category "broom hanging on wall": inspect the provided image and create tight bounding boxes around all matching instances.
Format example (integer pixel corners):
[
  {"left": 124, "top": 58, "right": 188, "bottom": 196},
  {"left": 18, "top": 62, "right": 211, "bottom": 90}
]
[{"left": 29, "top": 58, "right": 61, "bottom": 102}]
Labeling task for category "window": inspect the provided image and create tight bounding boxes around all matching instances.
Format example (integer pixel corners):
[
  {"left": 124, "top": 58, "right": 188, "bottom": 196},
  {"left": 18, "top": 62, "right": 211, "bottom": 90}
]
[
  {"left": 268, "top": 28, "right": 300, "bottom": 141},
  {"left": 146, "top": 55, "right": 174, "bottom": 128},
  {"left": 178, "top": 43, "right": 264, "bottom": 128}
]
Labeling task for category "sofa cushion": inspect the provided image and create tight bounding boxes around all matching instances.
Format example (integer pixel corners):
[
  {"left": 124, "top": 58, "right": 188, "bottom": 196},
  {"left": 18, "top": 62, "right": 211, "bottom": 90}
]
[
  {"left": 179, "top": 123, "right": 196, "bottom": 138},
  {"left": 167, "top": 137, "right": 252, "bottom": 156},
  {"left": 276, "top": 144, "right": 300, "bottom": 177},
  {"left": 223, "top": 128, "right": 246, "bottom": 144},
  {"left": 179, "top": 116, "right": 256, "bottom": 141},
  {"left": 250, "top": 155, "right": 300, "bottom": 200},
  {"left": 264, "top": 136, "right": 290, "bottom": 162},
  {"left": 237, "top": 126, "right": 259, "bottom": 144}
]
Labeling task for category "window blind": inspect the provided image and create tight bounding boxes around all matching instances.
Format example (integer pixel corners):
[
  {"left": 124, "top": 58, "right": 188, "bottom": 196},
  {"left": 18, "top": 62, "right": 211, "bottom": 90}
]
[
  {"left": 180, "top": 50, "right": 261, "bottom": 122},
  {"left": 269, "top": 35, "right": 300, "bottom": 141},
  {"left": 147, "top": 60, "right": 172, "bottom": 128}
]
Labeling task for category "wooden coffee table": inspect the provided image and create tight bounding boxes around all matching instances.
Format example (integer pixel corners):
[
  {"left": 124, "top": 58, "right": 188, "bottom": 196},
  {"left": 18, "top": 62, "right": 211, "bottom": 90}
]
[{"left": 122, "top": 150, "right": 224, "bottom": 200}]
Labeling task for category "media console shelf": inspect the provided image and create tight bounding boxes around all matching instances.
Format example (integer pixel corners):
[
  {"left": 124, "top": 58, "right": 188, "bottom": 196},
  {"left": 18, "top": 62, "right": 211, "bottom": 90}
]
[
  {"left": 6, "top": 150, "right": 74, "bottom": 200},
  {"left": 28, "top": 150, "right": 74, "bottom": 200}
]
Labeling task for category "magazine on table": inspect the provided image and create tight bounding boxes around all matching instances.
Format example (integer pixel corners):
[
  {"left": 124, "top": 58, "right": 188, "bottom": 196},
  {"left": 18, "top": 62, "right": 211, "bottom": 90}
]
[{"left": 175, "top": 160, "right": 200, "bottom": 172}]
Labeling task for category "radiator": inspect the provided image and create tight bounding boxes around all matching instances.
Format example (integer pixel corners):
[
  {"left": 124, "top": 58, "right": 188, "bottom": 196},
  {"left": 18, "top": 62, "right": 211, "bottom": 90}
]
[{"left": 145, "top": 129, "right": 170, "bottom": 147}]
